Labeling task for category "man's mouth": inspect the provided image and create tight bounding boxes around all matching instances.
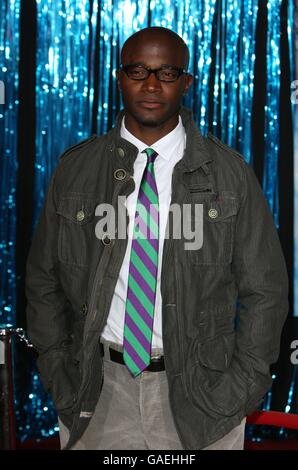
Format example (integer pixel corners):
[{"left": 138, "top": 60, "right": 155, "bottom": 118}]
[{"left": 137, "top": 101, "right": 164, "bottom": 109}]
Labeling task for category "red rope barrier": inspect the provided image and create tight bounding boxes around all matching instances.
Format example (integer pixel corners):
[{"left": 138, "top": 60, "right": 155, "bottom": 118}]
[{"left": 247, "top": 410, "right": 298, "bottom": 430}]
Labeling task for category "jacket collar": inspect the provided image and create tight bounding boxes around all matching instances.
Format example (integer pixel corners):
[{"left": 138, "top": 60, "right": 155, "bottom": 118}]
[{"left": 107, "top": 105, "right": 212, "bottom": 172}]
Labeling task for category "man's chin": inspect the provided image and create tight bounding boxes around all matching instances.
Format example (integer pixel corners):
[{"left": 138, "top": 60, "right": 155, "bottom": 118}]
[
  {"left": 134, "top": 111, "right": 168, "bottom": 127},
  {"left": 137, "top": 117, "right": 161, "bottom": 127}
]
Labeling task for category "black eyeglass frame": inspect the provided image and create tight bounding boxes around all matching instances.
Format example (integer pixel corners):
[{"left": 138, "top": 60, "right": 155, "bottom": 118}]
[{"left": 120, "top": 64, "right": 189, "bottom": 82}]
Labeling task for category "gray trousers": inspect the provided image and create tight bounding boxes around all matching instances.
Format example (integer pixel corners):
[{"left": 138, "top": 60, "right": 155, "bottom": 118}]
[{"left": 59, "top": 338, "right": 246, "bottom": 450}]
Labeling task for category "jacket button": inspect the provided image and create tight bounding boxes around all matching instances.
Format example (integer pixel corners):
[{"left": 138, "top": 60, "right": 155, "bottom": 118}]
[
  {"left": 208, "top": 208, "right": 218, "bottom": 219},
  {"left": 117, "top": 147, "right": 125, "bottom": 157},
  {"left": 114, "top": 169, "right": 126, "bottom": 180},
  {"left": 76, "top": 210, "right": 85, "bottom": 222},
  {"left": 81, "top": 303, "right": 88, "bottom": 315},
  {"left": 102, "top": 234, "right": 111, "bottom": 245}
]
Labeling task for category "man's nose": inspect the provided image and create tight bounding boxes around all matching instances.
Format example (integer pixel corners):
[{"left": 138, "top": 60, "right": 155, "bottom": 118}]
[{"left": 141, "top": 72, "right": 162, "bottom": 92}]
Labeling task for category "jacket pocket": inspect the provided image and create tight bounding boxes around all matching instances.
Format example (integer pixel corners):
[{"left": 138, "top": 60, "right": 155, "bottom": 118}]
[
  {"left": 188, "top": 331, "right": 248, "bottom": 418},
  {"left": 37, "top": 349, "right": 80, "bottom": 414},
  {"left": 56, "top": 195, "right": 98, "bottom": 267},
  {"left": 187, "top": 192, "right": 238, "bottom": 265},
  {"left": 197, "top": 331, "right": 236, "bottom": 390}
]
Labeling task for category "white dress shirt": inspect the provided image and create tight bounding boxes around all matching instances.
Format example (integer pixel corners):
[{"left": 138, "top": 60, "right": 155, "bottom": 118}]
[{"left": 101, "top": 113, "right": 186, "bottom": 349}]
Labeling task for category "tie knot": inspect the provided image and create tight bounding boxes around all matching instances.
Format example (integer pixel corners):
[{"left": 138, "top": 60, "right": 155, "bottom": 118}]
[{"left": 142, "top": 147, "right": 158, "bottom": 164}]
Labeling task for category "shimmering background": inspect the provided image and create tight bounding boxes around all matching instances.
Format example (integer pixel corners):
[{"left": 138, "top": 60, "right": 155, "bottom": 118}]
[
  {"left": 0, "top": 0, "right": 295, "bottom": 443},
  {"left": 0, "top": 0, "right": 20, "bottom": 327}
]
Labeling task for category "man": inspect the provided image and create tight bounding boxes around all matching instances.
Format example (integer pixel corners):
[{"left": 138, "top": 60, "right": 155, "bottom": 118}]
[{"left": 25, "top": 27, "right": 289, "bottom": 450}]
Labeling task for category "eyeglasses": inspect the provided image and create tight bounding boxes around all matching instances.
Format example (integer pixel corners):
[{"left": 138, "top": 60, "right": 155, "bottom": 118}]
[{"left": 120, "top": 64, "right": 188, "bottom": 82}]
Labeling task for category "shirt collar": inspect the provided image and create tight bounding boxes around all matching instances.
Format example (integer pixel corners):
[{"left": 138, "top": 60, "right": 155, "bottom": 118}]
[{"left": 120, "top": 114, "right": 185, "bottom": 161}]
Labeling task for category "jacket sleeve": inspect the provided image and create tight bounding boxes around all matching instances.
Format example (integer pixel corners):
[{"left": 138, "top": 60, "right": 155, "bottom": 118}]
[
  {"left": 25, "top": 165, "right": 79, "bottom": 423},
  {"left": 231, "top": 161, "right": 289, "bottom": 414}
]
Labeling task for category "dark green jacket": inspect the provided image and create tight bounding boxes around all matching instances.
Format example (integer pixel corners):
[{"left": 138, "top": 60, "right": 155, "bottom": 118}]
[{"left": 26, "top": 105, "right": 289, "bottom": 450}]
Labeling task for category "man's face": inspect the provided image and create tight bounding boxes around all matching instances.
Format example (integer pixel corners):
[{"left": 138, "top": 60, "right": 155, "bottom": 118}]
[{"left": 116, "top": 35, "right": 193, "bottom": 127}]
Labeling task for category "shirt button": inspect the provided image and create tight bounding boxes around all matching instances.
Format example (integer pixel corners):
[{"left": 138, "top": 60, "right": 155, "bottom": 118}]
[
  {"left": 208, "top": 208, "right": 218, "bottom": 219},
  {"left": 114, "top": 169, "right": 127, "bottom": 180},
  {"left": 117, "top": 147, "right": 125, "bottom": 158},
  {"left": 102, "top": 234, "right": 111, "bottom": 245},
  {"left": 76, "top": 210, "right": 85, "bottom": 222}
]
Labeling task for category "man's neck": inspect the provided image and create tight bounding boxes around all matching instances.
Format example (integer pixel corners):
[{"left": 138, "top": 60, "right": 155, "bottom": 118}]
[{"left": 123, "top": 112, "right": 179, "bottom": 146}]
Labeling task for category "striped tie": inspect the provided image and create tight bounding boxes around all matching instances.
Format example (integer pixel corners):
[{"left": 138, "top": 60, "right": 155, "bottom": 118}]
[{"left": 123, "top": 147, "right": 159, "bottom": 377}]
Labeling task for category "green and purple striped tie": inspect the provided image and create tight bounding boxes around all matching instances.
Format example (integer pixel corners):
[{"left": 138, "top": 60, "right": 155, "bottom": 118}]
[{"left": 123, "top": 147, "right": 159, "bottom": 377}]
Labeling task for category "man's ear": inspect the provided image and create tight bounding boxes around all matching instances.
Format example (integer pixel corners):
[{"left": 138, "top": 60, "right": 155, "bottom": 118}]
[
  {"left": 116, "top": 70, "right": 122, "bottom": 91},
  {"left": 184, "top": 73, "right": 194, "bottom": 95}
]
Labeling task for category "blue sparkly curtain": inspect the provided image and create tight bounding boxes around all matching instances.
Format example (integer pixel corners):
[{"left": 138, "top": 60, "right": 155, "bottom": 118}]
[
  {"left": 34, "top": 0, "right": 99, "bottom": 224},
  {"left": 263, "top": 0, "right": 282, "bottom": 228},
  {"left": 0, "top": 0, "right": 295, "bottom": 441},
  {"left": 0, "top": 0, "right": 20, "bottom": 327}
]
